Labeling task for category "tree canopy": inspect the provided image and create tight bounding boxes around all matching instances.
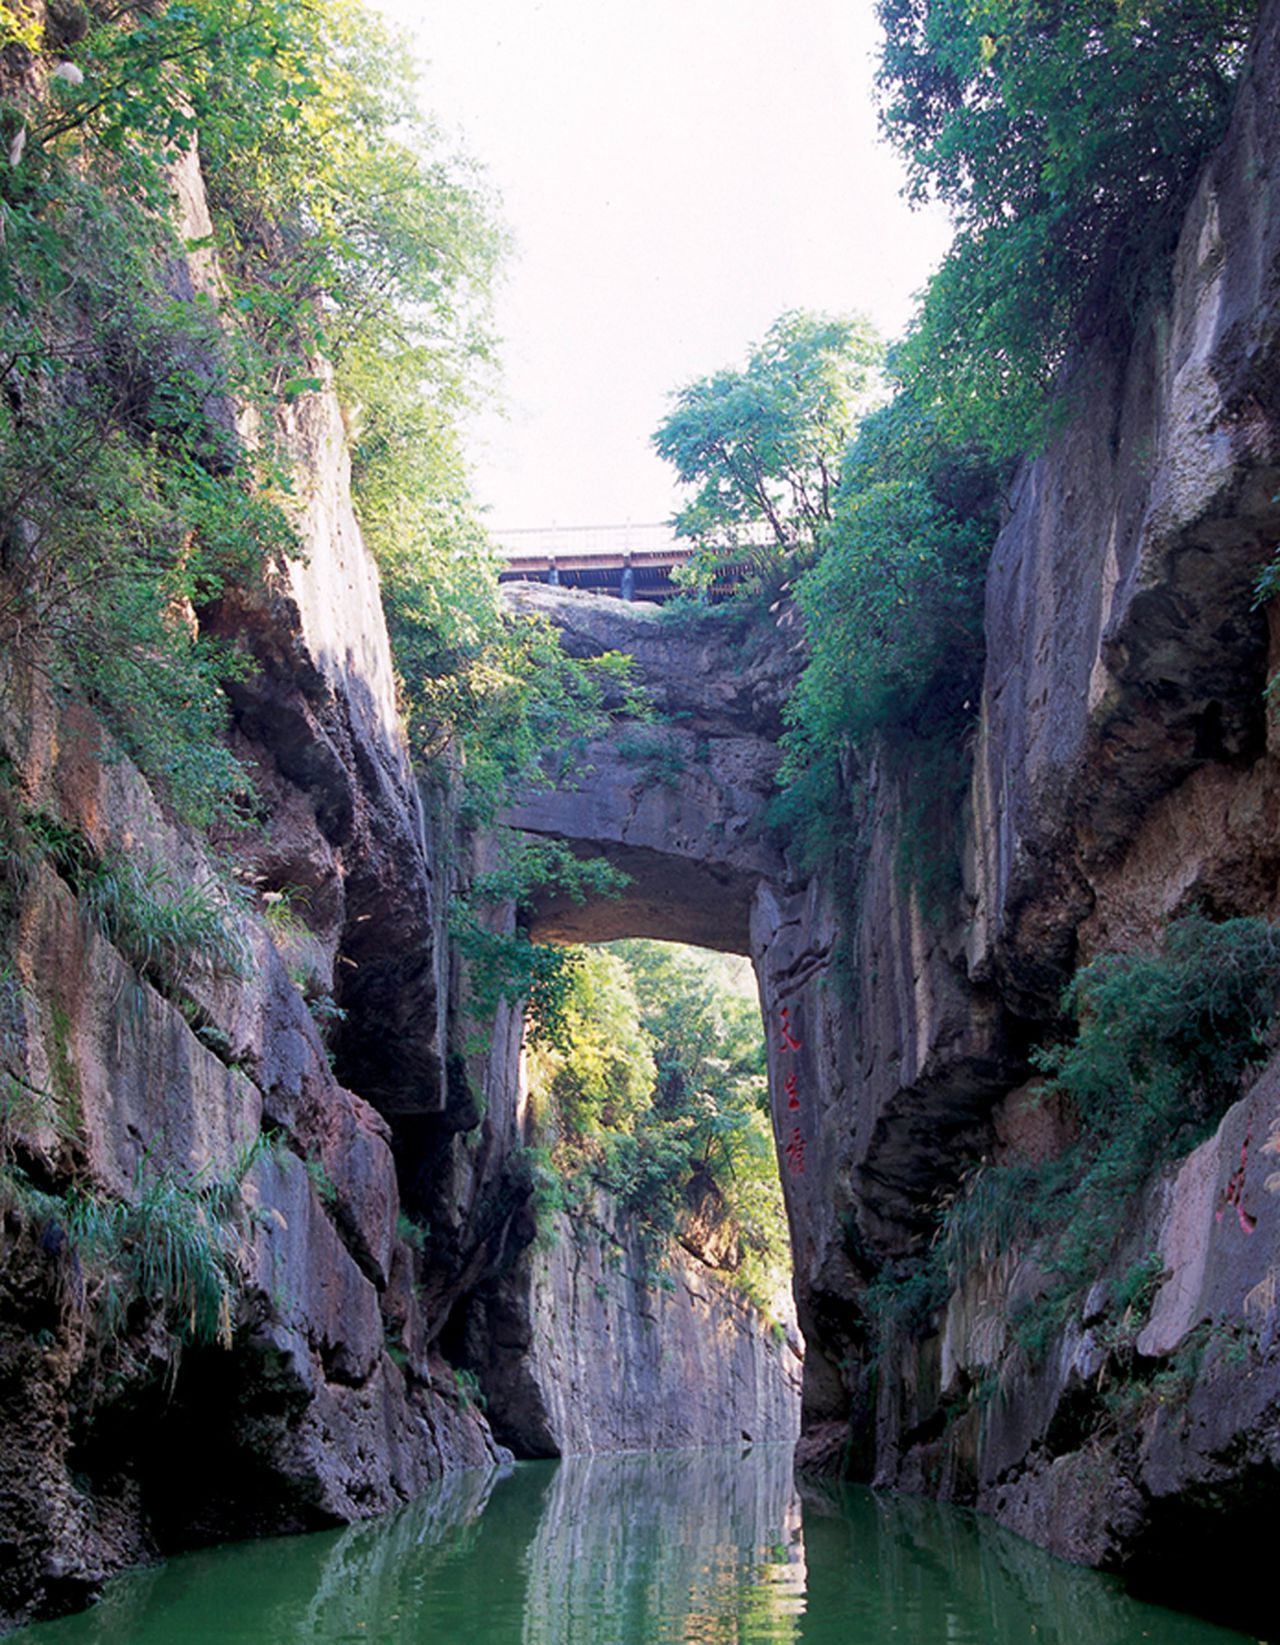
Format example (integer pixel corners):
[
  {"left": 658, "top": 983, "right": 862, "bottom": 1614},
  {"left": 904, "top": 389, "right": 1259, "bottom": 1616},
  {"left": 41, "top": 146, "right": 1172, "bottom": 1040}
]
[
  {"left": 651, "top": 310, "right": 883, "bottom": 594},
  {"left": 525, "top": 940, "right": 789, "bottom": 1312},
  {"left": 878, "top": 0, "right": 1256, "bottom": 455}
]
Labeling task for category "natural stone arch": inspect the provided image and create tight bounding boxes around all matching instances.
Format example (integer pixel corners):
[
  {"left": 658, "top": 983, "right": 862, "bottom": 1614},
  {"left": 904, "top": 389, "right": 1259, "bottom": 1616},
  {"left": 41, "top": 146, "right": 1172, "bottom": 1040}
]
[{"left": 499, "top": 584, "right": 790, "bottom": 956}]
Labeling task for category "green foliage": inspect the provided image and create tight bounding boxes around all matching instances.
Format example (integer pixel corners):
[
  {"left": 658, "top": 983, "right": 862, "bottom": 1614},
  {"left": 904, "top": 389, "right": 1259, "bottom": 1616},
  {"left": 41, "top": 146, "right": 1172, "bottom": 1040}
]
[
  {"left": 78, "top": 851, "right": 250, "bottom": 990},
  {"left": 455, "top": 835, "right": 629, "bottom": 1052},
  {"left": 19, "top": 812, "right": 249, "bottom": 991},
  {"left": 877, "top": 0, "right": 1255, "bottom": 457},
  {"left": 653, "top": 310, "right": 884, "bottom": 594},
  {"left": 456, "top": 926, "right": 581, "bottom": 1054},
  {"left": 451, "top": 1365, "right": 486, "bottom": 1411},
  {"left": 785, "top": 397, "right": 997, "bottom": 758},
  {"left": 396, "top": 1209, "right": 428, "bottom": 1254},
  {"left": 528, "top": 948, "right": 656, "bottom": 1137},
  {"left": 1040, "top": 912, "right": 1280, "bottom": 1140},
  {"left": 526, "top": 940, "right": 790, "bottom": 1312},
  {"left": 200, "top": 0, "right": 627, "bottom": 823},
  {"left": 861, "top": 914, "right": 1280, "bottom": 1353},
  {"left": 303, "top": 1155, "right": 338, "bottom": 1208},
  {"left": 466, "top": 836, "right": 629, "bottom": 911},
  {"left": 613, "top": 731, "right": 684, "bottom": 798},
  {"left": 0, "top": 1146, "right": 256, "bottom": 1354},
  {"left": 1, "top": 0, "right": 586, "bottom": 847},
  {"left": 769, "top": 395, "right": 997, "bottom": 897},
  {"left": 0, "top": 0, "right": 328, "bottom": 827},
  {"left": 0, "top": 153, "right": 290, "bottom": 823},
  {"left": 68, "top": 1161, "right": 244, "bottom": 1349}
]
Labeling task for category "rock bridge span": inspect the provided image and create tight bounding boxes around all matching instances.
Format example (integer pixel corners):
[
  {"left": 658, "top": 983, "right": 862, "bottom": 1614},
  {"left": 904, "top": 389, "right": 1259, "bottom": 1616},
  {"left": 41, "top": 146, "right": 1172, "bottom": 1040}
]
[
  {"left": 497, "top": 583, "right": 1007, "bottom": 1454},
  {"left": 499, "top": 584, "right": 791, "bottom": 955}
]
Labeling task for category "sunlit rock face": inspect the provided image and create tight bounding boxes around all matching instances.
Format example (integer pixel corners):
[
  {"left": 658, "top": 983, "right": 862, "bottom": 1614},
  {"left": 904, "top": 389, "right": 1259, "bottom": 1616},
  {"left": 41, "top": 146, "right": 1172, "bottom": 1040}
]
[
  {"left": 501, "top": 585, "right": 790, "bottom": 954},
  {"left": 463, "top": 1197, "right": 802, "bottom": 1458},
  {"left": 0, "top": 139, "right": 498, "bottom": 1633},
  {"left": 866, "top": 0, "right": 1280, "bottom": 1606}
]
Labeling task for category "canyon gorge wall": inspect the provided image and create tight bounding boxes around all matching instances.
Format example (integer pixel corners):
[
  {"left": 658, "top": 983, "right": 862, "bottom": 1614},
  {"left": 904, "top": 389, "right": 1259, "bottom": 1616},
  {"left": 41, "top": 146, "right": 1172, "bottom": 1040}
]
[
  {"left": 3, "top": 0, "right": 1280, "bottom": 1632},
  {"left": 0, "top": 142, "right": 504, "bottom": 1628},
  {"left": 496, "top": 4, "right": 1280, "bottom": 1620},
  {"left": 0, "top": 106, "right": 800, "bottom": 1633}
]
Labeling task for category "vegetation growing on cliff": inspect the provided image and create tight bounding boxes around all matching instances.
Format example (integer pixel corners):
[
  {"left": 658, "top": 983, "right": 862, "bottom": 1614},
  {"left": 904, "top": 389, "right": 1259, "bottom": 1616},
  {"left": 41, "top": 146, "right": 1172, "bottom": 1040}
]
[
  {"left": 658, "top": 2, "right": 1256, "bottom": 911},
  {"left": 0, "top": 0, "right": 623, "bottom": 857},
  {"left": 524, "top": 940, "right": 789, "bottom": 1314},
  {"left": 653, "top": 310, "right": 884, "bottom": 595},
  {"left": 863, "top": 914, "right": 1280, "bottom": 1353},
  {"left": 878, "top": 0, "right": 1256, "bottom": 458}
]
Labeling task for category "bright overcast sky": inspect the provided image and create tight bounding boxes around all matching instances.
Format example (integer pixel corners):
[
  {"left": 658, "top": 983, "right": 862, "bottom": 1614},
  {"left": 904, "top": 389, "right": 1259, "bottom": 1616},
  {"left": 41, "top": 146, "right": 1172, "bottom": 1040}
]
[{"left": 377, "top": 0, "right": 951, "bottom": 532}]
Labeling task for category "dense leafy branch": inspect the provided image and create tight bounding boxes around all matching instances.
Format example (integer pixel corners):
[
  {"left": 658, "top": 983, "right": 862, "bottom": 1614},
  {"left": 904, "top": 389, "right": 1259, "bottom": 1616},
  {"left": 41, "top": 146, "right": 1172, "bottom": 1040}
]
[
  {"left": 877, "top": 0, "right": 1256, "bottom": 456},
  {"left": 652, "top": 310, "right": 883, "bottom": 594}
]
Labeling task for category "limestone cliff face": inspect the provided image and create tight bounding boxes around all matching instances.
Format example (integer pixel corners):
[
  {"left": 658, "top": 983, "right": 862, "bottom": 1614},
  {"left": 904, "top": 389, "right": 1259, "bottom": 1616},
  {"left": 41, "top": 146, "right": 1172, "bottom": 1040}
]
[
  {"left": 784, "top": 0, "right": 1280, "bottom": 1608},
  {"left": 501, "top": 587, "right": 792, "bottom": 956},
  {"left": 0, "top": 119, "right": 804, "bottom": 1631},
  {"left": 0, "top": 145, "right": 502, "bottom": 1632},
  {"left": 494, "top": 2, "right": 1280, "bottom": 1610},
  {"left": 463, "top": 1198, "right": 802, "bottom": 1457},
  {"left": 855, "top": 0, "right": 1280, "bottom": 1596}
]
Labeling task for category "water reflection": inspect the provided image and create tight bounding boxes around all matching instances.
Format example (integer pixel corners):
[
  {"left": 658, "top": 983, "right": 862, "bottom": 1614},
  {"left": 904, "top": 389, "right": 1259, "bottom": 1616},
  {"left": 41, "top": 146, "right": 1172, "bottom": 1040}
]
[
  {"left": 521, "top": 1447, "right": 803, "bottom": 1645},
  {"left": 16, "top": 1448, "right": 1250, "bottom": 1644}
]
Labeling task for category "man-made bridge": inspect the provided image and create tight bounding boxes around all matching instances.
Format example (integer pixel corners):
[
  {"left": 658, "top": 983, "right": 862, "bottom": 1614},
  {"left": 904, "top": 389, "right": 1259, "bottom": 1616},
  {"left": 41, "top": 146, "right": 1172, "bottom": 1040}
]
[
  {"left": 494, "top": 523, "right": 692, "bottom": 601},
  {"left": 494, "top": 522, "right": 772, "bottom": 601}
]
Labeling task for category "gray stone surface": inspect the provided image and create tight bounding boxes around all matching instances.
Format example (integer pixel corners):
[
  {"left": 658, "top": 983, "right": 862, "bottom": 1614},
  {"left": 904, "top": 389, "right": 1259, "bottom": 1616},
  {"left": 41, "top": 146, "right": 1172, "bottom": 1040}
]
[{"left": 465, "top": 1198, "right": 802, "bottom": 1457}]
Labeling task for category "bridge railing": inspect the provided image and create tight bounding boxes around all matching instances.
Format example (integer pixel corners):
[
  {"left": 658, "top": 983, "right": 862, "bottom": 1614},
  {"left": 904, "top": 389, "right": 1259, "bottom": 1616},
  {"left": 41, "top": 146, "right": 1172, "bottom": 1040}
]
[
  {"left": 493, "top": 522, "right": 785, "bottom": 601},
  {"left": 492, "top": 522, "right": 679, "bottom": 560}
]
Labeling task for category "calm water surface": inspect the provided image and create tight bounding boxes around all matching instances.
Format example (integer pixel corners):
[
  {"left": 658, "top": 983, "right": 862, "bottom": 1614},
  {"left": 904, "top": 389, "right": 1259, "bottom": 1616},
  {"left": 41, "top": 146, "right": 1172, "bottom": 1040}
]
[{"left": 15, "top": 1447, "right": 1252, "bottom": 1645}]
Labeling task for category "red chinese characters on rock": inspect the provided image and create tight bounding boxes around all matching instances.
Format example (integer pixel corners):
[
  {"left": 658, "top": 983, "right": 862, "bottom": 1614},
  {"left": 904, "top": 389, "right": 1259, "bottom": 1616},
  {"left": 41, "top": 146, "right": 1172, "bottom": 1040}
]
[
  {"left": 1217, "top": 1117, "right": 1258, "bottom": 1235},
  {"left": 776, "top": 1004, "right": 805, "bottom": 1176}
]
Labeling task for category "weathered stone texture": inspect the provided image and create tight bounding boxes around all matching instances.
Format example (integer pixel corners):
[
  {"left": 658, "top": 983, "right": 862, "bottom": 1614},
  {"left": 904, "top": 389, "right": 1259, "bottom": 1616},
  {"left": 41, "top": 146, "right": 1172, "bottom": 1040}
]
[
  {"left": 497, "top": 4, "right": 1280, "bottom": 1615},
  {"left": 0, "top": 145, "right": 504, "bottom": 1632},
  {"left": 849, "top": 2, "right": 1280, "bottom": 1613},
  {"left": 969, "top": 0, "right": 1280, "bottom": 1006},
  {"left": 502, "top": 587, "right": 788, "bottom": 954},
  {"left": 463, "top": 1198, "right": 802, "bottom": 1458}
]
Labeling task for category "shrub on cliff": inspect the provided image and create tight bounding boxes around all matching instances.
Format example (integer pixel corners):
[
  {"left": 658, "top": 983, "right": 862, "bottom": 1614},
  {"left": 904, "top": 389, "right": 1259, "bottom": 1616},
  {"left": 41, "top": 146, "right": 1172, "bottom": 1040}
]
[
  {"left": 652, "top": 310, "right": 885, "bottom": 597},
  {"left": 2, "top": 0, "right": 586, "bottom": 842},
  {"left": 785, "top": 395, "right": 997, "bottom": 757},
  {"left": 864, "top": 913, "right": 1280, "bottom": 1350},
  {"left": 878, "top": 0, "right": 1257, "bottom": 458}
]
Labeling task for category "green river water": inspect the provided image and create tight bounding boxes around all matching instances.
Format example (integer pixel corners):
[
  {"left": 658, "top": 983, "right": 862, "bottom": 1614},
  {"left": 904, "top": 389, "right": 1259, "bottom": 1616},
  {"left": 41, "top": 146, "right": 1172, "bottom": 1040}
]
[{"left": 13, "top": 1447, "right": 1254, "bottom": 1644}]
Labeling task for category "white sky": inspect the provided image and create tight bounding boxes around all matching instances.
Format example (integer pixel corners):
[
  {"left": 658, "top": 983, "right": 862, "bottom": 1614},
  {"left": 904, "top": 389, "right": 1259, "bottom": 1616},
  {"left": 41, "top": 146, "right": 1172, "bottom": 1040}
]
[{"left": 377, "top": 0, "right": 952, "bottom": 532}]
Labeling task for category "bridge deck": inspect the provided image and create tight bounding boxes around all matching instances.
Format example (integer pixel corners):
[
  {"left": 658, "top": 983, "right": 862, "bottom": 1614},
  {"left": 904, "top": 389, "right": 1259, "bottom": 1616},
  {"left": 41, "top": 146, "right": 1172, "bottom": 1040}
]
[{"left": 494, "top": 524, "right": 754, "bottom": 602}]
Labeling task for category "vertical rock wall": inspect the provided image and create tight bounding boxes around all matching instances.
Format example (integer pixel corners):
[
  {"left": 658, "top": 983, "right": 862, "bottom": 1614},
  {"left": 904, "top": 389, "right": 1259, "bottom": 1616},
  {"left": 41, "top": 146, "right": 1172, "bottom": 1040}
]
[
  {"left": 489, "top": 7, "right": 1280, "bottom": 1615},
  {"left": 0, "top": 138, "right": 505, "bottom": 1631},
  {"left": 463, "top": 1197, "right": 802, "bottom": 1457},
  {"left": 773, "top": 0, "right": 1280, "bottom": 1617}
]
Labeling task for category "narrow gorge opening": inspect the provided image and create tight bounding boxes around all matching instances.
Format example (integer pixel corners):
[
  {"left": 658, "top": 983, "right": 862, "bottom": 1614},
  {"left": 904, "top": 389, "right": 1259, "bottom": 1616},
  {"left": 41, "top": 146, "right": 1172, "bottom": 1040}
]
[{"left": 458, "top": 934, "right": 803, "bottom": 1460}]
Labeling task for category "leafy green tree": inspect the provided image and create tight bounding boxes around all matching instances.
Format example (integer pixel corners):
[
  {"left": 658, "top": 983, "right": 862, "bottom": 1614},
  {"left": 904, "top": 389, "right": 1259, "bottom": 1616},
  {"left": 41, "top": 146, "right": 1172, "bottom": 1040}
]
[
  {"left": 652, "top": 310, "right": 883, "bottom": 593},
  {"left": 524, "top": 938, "right": 789, "bottom": 1309},
  {"left": 877, "top": 0, "right": 1255, "bottom": 456},
  {"left": 1, "top": 0, "right": 607, "bottom": 848},
  {"left": 526, "top": 948, "right": 656, "bottom": 1136},
  {"left": 785, "top": 395, "right": 997, "bottom": 760},
  {"left": 1, "top": 31, "right": 301, "bottom": 825}
]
